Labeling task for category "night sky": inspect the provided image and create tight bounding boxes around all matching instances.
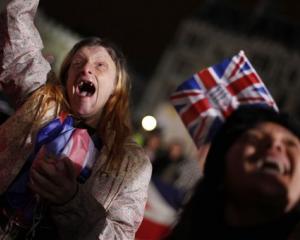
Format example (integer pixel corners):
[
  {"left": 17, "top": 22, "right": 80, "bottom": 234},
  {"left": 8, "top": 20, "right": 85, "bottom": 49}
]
[
  {"left": 39, "top": 0, "right": 300, "bottom": 76},
  {"left": 39, "top": 0, "right": 202, "bottom": 76}
]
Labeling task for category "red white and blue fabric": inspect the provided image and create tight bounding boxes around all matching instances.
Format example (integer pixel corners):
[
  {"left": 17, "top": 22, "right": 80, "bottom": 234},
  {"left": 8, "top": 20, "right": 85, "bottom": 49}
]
[
  {"left": 135, "top": 178, "right": 179, "bottom": 240},
  {"left": 170, "top": 50, "right": 278, "bottom": 148},
  {"left": 34, "top": 114, "right": 99, "bottom": 183},
  {"left": 1, "top": 114, "right": 100, "bottom": 228}
]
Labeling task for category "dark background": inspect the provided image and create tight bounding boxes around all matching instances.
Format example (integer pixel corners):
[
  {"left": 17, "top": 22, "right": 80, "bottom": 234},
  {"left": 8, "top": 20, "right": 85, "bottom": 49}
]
[
  {"left": 39, "top": 0, "right": 300, "bottom": 77},
  {"left": 40, "top": 0, "right": 201, "bottom": 76}
]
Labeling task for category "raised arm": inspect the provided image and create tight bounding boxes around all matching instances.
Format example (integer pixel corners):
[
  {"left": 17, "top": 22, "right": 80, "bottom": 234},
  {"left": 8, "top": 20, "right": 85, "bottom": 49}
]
[{"left": 0, "top": 0, "right": 50, "bottom": 108}]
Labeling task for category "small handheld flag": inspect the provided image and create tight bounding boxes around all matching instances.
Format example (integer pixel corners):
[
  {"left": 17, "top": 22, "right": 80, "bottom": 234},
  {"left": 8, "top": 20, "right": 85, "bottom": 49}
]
[{"left": 170, "top": 50, "right": 278, "bottom": 148}]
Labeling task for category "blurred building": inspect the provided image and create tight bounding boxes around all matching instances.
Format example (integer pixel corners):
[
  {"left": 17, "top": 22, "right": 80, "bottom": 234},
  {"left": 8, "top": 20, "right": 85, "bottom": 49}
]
[
  {"left": 136, "top": 0, "right": 300, "bottom": 157},
  {"left": 35, "top": 13, "right": 80, "bottom": 73},
  {"left": 2, "top": 0, "right": 300, "bottom": 158}
]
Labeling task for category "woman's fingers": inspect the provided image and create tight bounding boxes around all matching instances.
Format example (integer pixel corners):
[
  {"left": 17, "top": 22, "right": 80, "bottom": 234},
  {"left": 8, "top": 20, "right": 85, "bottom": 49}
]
[
  {"left": 30, "top": 169, "right": 59, "bottom": 200},
  {"left": 60, "top": 156, "right": 77, "bottom": 180},
  {"left": 29, "top": 156, "right": 78, "bottom": 204},
  {"left": 32, "top": 160, "right": 62, "bottom": 186}
]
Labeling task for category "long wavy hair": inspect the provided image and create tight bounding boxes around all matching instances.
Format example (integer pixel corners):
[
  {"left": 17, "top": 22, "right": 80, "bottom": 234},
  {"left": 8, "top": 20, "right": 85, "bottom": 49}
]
[
  {"left": 59, "top": 37, "right": 132, "bottom": 171},
  {"left": 26, "top": 71, "right": 68, "bottom": 127}
]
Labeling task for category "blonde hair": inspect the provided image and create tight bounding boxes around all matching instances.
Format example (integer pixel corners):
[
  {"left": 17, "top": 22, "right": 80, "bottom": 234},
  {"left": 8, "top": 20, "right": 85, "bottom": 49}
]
[
  {"left": 59, "top": 37, "right": 132, "bottom": 170},
  {"left": 27, "top": 73, "right": 68, "bottom": 126}
]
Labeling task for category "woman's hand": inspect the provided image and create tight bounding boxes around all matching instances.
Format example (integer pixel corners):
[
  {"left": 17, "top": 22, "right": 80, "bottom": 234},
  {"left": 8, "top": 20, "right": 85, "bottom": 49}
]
[{"left": 29, "top": 156, "right": 78, "bottom": 205}]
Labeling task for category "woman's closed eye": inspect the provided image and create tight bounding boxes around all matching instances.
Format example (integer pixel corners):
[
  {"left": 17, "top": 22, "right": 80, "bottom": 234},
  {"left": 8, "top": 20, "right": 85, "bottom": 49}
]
[
  {"left": 95, "top": 62, "right": 107, "bottom": 70},
  {"left": 71, "top": 59, "right": 83, "bottom": 68},
  {"left": 241, "top": 132, "right": 263, "bottom": 145},
  {"left": 284, "top": 137, "right": 300, "bottom": 149}
]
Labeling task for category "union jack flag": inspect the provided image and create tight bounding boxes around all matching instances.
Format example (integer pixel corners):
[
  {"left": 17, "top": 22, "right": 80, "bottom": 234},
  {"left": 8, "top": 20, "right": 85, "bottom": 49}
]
[
  {"left": 170, "top": 50, "right": 278, "bottom": 148},
  {"left": 2, "top": 114, "right": 101, "bottom": 228},
  {"left": 34, "top": 114, "right": 100, "bottom": 183}
]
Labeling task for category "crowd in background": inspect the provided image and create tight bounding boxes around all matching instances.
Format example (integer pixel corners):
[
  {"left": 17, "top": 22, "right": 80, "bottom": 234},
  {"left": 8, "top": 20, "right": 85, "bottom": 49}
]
[{"left": 135, "top": 129, "right": 203, "bottom": 239}]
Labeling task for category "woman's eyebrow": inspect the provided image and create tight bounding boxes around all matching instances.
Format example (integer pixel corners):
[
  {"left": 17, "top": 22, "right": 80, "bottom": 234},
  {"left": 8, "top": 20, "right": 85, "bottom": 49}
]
[
  {"left": 72, "top": 54, "right": 84, "bottom": 61},
  {"left": 244, "top": 129, "right": 260, "bottom": 135}
]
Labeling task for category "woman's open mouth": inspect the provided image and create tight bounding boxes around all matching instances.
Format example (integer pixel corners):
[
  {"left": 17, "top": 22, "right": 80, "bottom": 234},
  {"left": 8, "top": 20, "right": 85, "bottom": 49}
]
[
  {"left": 76, "top": 80, "right": 96, "bottom": 97},
  {"left": 255, "top": 157, "right": 290, "bottom": 176}
]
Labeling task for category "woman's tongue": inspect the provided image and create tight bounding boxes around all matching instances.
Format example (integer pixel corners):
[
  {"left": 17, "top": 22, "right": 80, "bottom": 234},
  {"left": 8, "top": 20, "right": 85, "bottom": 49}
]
[
  {"left": 78, "top": 89, "right": 90, "bottom": 97},
  {"left": 77, "top": 81, "right": 95, "bottom": 97}
]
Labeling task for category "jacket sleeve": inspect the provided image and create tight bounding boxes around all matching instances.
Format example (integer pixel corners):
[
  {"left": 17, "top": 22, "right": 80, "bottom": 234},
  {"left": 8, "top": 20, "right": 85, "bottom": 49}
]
[
  {"left": 51, "top": 147, "right": 152, "bottom": 240},
  {"left": 0, "top": 0, "right": 50, "bottom": 108},
  {"left": 98, "top": 152, "right": 152, "bottom": 240}
]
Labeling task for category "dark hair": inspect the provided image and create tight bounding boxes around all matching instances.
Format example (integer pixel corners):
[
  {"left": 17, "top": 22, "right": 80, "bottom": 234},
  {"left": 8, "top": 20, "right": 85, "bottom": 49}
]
[
  {"left": 204, "top": 105, "right": 300, "bottom": 187},
  {"left": 167, "top": 105, "right": 300, "bottom": 239}
]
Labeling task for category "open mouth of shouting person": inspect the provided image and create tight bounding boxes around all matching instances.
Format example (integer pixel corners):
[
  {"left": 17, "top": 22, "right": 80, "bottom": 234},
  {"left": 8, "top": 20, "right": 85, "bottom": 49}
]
[{"left": 76, "top": 78, "right": 96, "bottom": 97}]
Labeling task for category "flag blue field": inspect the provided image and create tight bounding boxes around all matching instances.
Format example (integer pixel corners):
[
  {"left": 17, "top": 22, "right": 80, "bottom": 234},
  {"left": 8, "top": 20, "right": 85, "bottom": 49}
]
[{"left": 170, "top": 50, "right": 277, "bottom": 148}]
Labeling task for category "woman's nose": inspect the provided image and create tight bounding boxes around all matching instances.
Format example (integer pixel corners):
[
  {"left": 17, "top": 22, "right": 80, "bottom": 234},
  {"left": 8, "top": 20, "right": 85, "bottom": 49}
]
[
  {"left": 81, "top": 63, "right": 93, "bottom": 75},
  {"left": 267, "top": 137, "right": 284, "bottom": 153}
]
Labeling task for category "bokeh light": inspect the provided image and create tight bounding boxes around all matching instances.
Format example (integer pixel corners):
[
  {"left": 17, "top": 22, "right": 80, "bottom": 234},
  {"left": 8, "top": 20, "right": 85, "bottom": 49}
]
[{"left": 141, "top": 115, "right": 157, "bottom": 131}]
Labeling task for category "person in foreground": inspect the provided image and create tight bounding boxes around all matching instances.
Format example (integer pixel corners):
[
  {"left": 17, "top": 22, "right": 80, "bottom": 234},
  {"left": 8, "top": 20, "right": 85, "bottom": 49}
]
[
  {"left": 0, "top": 0, "right": 152, "bottom": 239},
  {"left": 167, "top": 106, "right": 300, "bottom": 239}
]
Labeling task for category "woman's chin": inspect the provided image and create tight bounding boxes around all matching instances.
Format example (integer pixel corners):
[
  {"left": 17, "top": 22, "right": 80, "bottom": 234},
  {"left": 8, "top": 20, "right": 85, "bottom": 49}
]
[
  {"left": 72, "top": 104, "right": 95, "bottom": 117},
  {"left": 76, "top": 110, "right": 101, "bottom": 127}
]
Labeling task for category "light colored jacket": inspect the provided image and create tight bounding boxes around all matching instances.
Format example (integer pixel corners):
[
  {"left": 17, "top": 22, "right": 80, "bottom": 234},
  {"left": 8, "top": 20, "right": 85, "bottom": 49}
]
[{"left": 0, "top": 0, "right": 152, "bottom": 239}]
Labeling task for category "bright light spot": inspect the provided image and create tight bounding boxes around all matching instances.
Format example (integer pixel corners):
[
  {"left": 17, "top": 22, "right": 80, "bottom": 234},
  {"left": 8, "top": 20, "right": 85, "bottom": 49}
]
[{"left": 141, "top": 115, "right": 157, "bottom": 131}]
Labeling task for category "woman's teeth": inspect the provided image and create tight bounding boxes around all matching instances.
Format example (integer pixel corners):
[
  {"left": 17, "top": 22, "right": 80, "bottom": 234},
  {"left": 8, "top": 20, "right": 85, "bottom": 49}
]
[
  {"left": 78, "top": 80, "right": 96, "bottom": 96},
  {"left": 256, "top": 157, "right": 289, "bottom": 175}
]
